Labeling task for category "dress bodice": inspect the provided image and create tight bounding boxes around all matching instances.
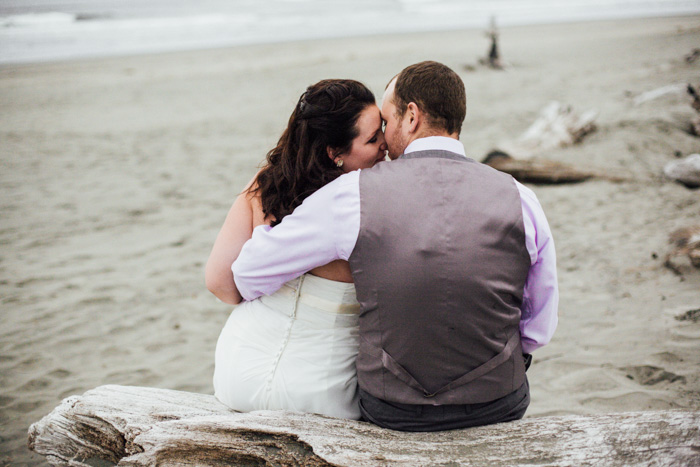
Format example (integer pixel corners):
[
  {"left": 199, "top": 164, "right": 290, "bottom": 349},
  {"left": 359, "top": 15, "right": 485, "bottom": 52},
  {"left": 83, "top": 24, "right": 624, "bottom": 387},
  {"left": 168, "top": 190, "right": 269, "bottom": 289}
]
[{"left": 258, "top": 273, "right": 359, "bottom": 318}]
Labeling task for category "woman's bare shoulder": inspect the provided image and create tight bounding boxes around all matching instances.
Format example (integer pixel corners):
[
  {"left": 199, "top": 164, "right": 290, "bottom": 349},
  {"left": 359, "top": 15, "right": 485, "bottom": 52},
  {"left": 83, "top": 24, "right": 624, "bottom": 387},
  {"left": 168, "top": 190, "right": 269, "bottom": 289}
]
[{"left": 243, "top": 173, "right": 273, "bottom": 228}]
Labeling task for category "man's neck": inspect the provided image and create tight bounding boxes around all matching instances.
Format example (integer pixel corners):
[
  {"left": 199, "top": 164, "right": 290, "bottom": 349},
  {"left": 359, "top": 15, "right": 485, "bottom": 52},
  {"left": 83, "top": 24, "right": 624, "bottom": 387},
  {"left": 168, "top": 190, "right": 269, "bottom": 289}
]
[
  {"left": 404, "top": 136, "right": 466, "bottom": 157},
  {"left": 411, "top": 128, "right": 458, "bottom": 141}
]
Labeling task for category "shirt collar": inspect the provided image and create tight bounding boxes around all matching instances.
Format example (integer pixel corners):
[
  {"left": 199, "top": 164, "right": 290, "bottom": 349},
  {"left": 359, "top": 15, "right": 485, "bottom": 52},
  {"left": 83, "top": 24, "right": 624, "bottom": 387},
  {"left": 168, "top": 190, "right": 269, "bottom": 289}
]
[{"left": 403, "top": 136, "right": 466, "bottom": 158}]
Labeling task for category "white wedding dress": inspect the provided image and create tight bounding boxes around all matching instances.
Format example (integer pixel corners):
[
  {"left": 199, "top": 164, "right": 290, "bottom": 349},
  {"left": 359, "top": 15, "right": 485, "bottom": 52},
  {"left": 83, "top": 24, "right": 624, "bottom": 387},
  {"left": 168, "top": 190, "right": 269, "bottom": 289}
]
[{"left": 213, "top": 274, "right": 361, "bottom": 419}]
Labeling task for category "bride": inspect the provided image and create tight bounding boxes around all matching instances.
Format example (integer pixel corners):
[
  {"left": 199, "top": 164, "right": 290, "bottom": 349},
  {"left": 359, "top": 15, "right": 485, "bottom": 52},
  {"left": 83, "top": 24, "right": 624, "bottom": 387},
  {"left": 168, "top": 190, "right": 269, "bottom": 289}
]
[{"left": 205, "top": 79, "right": 387, "bottom": 419}]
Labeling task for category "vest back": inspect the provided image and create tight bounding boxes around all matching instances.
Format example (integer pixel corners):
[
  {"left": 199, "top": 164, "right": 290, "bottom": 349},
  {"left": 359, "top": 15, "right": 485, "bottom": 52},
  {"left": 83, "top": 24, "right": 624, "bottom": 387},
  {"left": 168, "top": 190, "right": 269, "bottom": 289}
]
[{"left": 349, "top": 150, "right": 531, "bottom": 405}]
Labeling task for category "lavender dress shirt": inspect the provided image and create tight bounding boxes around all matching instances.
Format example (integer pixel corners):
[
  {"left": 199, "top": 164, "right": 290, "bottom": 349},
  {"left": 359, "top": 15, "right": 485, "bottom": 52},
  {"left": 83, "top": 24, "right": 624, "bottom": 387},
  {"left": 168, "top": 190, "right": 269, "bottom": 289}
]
[{"left": 233, "top": 137, "right": 558, "bottom": 354}]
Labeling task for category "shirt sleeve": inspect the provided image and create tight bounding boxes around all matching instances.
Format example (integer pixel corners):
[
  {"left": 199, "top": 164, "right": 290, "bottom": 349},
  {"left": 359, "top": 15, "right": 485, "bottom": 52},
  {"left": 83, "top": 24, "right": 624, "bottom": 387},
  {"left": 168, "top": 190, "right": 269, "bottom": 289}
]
[
  {"left": 516, "top": 181, "right": 559, "bottom": 354},
  {"left": 232, "top": 171, "right": 361, "bottom": 301}
]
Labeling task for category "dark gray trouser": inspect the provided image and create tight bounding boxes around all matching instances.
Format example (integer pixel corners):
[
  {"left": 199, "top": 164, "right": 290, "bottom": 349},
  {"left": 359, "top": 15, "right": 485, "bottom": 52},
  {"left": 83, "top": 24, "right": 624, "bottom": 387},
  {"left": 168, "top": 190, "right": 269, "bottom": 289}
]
[{"left": 358, "top": 378, "right": 530, "bottom": 432}]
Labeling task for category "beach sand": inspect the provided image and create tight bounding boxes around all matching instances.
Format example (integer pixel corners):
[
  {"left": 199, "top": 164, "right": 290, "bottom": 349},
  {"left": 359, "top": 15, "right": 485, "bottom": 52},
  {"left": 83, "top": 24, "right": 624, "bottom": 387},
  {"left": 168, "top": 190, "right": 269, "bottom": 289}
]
[{"left": 2, "top": 15, "right": 700, "bottom": 465}]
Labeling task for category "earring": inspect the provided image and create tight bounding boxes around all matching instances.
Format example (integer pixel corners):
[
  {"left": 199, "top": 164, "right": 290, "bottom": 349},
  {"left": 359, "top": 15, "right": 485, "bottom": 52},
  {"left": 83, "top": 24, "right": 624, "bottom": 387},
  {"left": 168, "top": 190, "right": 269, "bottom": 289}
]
[{"left": 335, "top": 159, "right": 344, "bottom": 168}]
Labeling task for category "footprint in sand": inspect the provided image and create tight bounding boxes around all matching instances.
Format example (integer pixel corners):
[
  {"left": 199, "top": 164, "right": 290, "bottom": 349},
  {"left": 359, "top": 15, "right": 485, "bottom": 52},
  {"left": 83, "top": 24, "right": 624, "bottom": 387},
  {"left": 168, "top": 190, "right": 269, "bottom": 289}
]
[
  {"left": 675, "top": 308, "right": 700, "bottom": 323},
  {"left": 18, "top": 377, "right": 52, "bottom": 391},
  {"left": 581, "top": 392, "right": 680, "bottom": 411},
  {"left": 620, "top": 365, "right": 686, "bottom": 385},
  {"left": 651, "top": 351, "right": 685, "bottom": 364},
  {"left": 48, "top": 369, "right": 71, "bottom": 379},
  {"left": 0, "top": 395, "right": 15, "bottom": 407}
]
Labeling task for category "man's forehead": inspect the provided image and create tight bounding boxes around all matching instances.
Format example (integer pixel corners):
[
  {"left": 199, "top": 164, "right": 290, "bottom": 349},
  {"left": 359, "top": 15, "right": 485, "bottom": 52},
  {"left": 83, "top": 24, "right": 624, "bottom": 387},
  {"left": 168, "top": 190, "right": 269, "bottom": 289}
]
[
  {"left": 384, "top": 78, "right": 396, "bottom": 98},
  {"left": 381, "top": 78, "right": 396, "bottom": 106}
]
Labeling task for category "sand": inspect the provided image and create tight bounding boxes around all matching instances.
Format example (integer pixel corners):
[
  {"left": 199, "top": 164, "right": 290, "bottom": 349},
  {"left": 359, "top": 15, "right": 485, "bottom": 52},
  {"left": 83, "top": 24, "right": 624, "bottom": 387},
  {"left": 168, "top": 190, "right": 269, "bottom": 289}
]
[{"left": 2, "top": 15, "right": 699, "bottom": 465}]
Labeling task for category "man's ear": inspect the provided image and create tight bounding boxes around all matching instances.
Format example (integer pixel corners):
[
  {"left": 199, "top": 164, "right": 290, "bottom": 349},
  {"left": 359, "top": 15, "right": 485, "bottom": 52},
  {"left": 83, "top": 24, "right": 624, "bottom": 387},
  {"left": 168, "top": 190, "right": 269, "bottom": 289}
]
[{"left": 406, "top": 102, "right": 420, "bottom": 133}]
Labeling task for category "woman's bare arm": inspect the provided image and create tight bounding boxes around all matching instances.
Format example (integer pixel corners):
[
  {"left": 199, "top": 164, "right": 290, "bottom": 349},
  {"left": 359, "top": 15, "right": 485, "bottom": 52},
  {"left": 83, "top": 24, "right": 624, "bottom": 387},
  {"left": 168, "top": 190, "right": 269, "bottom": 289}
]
[{"left": 205, "top": 181, "right": 261, "bottom": 305}]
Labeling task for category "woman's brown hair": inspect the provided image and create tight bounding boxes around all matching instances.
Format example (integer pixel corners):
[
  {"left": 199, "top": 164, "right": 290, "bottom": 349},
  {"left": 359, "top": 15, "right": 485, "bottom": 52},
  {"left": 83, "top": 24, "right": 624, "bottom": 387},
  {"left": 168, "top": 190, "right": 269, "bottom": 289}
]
[{"left": 251, "top": 79, "right": 375, "bottom": 226}]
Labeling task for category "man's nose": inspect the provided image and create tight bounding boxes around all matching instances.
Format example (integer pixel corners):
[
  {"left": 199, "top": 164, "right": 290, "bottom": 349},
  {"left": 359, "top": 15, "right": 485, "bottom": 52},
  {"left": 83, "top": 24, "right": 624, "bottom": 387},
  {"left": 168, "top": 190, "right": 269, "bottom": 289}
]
[{"left": 379, "top": 134, "right": 388, "bottom": 152}]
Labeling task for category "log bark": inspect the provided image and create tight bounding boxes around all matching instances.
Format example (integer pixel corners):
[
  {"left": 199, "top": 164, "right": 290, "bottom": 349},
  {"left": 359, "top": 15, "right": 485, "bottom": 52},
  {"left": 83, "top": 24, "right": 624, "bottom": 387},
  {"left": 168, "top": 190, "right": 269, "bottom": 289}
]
[{"left": 28, "top": 385, "right": 700, "bottom": 467}]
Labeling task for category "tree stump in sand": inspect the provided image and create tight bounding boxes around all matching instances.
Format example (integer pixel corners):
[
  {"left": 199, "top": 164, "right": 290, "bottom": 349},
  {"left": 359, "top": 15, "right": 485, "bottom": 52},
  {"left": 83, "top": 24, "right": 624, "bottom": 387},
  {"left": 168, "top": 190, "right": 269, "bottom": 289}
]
[
  {"left": 28, "top": 385, "right": 700, "bottom": 466},
  {"left": 479, "top": 16, "right": 503, "bottom": 70}
]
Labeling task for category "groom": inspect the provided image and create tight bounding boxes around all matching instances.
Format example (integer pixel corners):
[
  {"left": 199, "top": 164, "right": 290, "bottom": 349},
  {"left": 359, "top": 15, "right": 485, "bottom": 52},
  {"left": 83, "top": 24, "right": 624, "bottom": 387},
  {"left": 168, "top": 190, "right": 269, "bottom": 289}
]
[{"left": 233, "top": 61, "right": 558, "bottom": 431}]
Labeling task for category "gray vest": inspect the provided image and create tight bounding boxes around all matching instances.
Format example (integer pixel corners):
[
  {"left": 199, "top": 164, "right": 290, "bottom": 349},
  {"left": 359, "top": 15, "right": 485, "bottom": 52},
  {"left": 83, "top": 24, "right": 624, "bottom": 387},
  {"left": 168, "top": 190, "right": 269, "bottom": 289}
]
[{"left": 348, "top": 150, "right": 531, "bottom": 405}]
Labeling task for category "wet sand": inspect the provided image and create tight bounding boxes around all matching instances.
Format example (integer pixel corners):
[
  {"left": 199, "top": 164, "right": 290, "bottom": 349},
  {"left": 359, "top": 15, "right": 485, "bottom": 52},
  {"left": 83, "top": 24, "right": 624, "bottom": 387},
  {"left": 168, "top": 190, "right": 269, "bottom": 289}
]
[{"left": 1, "top": 15, "right": 699, "bottom": 465}]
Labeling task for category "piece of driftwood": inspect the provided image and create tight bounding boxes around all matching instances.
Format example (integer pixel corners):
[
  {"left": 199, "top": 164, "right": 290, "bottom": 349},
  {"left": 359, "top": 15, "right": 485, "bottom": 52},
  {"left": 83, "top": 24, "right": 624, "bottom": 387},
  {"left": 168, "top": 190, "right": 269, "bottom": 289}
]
[
  {"left": 664, "top": 224, "right": 700, "bottom": 275},
  {"left": 496, "top": 101, "right": 598, "bottom": 159},
  {"left": 482, "top": 151, "right": 626, "bottom": 184},
  {"left": 28, "top": 385, "right": 700, "bottom": 466},
  {"left": 482, "top": 102, "right": 626, "bottom": 184},
  {"left": 493, "top": 101, "right": 598, "bottom": 160},
  {"left": 664, "top": 153, "right": 700, "bottom": 188},
  {"left": 632, "top": 83, "right": 686, "bottom": 106},
  {"left": 687, "top": 84, "right": 700, "bottom": 136}
]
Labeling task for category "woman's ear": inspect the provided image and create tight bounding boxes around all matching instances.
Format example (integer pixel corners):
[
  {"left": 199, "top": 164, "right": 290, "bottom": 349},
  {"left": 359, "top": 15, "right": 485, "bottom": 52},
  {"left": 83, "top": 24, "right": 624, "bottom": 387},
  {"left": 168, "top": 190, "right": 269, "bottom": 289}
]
[{"left": 326, "top": 146, "right": 336, "bottom": 162}]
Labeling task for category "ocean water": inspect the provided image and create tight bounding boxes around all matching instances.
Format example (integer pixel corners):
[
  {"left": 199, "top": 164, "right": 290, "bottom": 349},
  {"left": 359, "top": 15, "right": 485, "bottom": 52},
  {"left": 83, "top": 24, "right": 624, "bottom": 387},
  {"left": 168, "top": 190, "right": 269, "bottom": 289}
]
[{"left": 0, "top": 0, "right": 699, "bottom": 64}]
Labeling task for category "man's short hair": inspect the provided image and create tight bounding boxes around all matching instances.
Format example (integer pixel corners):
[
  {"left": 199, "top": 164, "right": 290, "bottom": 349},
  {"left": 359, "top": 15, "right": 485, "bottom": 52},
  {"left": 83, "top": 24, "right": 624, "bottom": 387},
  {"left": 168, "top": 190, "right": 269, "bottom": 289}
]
[{"left": 391, "top": 61, "right": 466, "bottom": 136}]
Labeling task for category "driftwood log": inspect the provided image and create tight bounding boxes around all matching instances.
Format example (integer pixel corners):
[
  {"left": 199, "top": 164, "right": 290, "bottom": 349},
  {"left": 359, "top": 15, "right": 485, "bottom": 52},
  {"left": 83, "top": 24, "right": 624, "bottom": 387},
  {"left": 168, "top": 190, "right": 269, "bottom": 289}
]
[
  {"left": 493, "top": 101, "right": 598, "bottom": 160},
  {"left": 28, "top": 385, "right": 700, "bottom": 466},
  {"left": 482, "top": 151, "right": 626, "bottom": 184},
  {"left": 481, "top": 102, "right": 623, "bottom": 184}
]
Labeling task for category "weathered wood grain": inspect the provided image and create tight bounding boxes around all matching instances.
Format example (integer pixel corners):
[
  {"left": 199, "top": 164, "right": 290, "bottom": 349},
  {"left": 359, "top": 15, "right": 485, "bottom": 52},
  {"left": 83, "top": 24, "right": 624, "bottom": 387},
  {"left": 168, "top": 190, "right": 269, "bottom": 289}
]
[{"left": 28, "top": 385, "right": 700, "bottom": 466}]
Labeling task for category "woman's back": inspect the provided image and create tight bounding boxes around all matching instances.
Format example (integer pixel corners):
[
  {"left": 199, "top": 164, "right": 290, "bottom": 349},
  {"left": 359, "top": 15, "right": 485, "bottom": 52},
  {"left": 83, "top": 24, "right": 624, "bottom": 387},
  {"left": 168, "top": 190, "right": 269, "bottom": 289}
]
[
  {"left": 213, "top": 273, "right": 360, "bottom": 419},
  {"left": 208, "top": 78, "right": 385, "bottom": 418}
]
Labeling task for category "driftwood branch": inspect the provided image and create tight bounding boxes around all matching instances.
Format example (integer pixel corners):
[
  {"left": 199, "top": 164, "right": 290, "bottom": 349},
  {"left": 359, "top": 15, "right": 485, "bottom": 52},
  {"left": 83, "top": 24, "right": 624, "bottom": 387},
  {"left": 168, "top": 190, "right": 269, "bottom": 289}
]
[
  {"left": 28, "top": 385, "right": 700, "bottom": 466},
  {"left": 632, "top": 83, "right": 686, "bottom": 106}
]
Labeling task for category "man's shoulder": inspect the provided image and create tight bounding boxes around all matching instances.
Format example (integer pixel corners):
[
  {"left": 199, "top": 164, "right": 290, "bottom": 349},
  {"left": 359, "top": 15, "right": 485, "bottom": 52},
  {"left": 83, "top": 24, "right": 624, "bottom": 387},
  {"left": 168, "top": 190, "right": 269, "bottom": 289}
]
[
  {"left": 308, "top": 170, "right": 360, "bottom": 199},
  {"left": 512, "top": 179, "right": 540, "bottom": 204}
]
